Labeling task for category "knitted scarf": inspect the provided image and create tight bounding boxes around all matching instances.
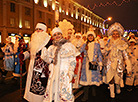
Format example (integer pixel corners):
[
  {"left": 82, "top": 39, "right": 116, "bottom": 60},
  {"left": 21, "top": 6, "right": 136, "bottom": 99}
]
[{"left": 52, "top": 38, "right": 69, "bottom": 65}]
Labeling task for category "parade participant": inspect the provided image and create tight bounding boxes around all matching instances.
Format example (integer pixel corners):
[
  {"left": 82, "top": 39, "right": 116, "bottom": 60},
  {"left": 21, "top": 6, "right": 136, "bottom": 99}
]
[
  {"left": 128, "top": 32, "right": 138, "bottom": 44},
  {"left": 103, "top": 35, "right": 108, "bottom": 46},
  {"left": 95, "top": 35, "right": 101, "bottom": 43},
  {"left": 71, "top": 33, "right": 84, "bottom": 89},
  {"left": 1, "top": 37, "right": 14, "bottom": 78},
  {"left": 101, "top": 36, "right": 109, "bottom": 83},
  {"left": 105, "top": 22, "right": 132, "bottom": 98},
  {"left": 13, "top": 34, "right": 27, "bottom": 77},
  {"left": 126, "top": 38, "right": 138, "bottom": 91},
  {"left": 71, "top": 33, "right": 84, "bottom": 50},
  {"left": 66, "top": 28, "right": 75, "bottom": 41},
  {"left": 43, "top": 27, "right": 80, "bottom": 102},
  {"left": 23, "top": 22, "right": 50, "bottom": 102},
  {"left": 82, "top": 34, "right": 87, "bottom": 43},
  {"left": 59, "top": 19, "right": 75, "bottom": 41},
  {"left": 80, "top": 30, "right": 103, "bottom": 101}
]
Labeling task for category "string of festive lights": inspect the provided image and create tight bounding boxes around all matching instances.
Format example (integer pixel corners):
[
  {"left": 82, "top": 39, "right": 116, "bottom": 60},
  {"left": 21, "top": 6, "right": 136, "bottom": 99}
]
[{"left": 87, "top": 0, "right": 131, "bottom": 10}]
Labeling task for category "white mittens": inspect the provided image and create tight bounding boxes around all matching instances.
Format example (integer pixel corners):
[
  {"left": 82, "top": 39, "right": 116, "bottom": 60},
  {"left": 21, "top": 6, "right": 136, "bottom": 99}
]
[{"left": 67, "top": 73, "right": 73, "bottom": 83}]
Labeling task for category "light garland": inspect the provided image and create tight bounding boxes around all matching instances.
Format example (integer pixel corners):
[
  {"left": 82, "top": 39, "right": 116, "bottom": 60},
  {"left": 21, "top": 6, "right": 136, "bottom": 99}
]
[{"left": 87, "top": 0, "right": 131, "bottom": 10}]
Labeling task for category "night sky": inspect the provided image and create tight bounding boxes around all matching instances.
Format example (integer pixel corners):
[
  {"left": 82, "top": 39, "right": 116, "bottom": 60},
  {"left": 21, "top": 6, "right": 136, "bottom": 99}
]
[{"left": 74, "top": 0, "right": 138, "bottom": 30}]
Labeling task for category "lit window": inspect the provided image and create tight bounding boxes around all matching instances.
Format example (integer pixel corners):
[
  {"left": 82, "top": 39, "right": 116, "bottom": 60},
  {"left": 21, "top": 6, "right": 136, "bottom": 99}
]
[
  {"left": 10, "top": 18, "right": 15, "bottom": 27},
  {"left": 25, "top": 20, "right": 30, "bottom": 29}
]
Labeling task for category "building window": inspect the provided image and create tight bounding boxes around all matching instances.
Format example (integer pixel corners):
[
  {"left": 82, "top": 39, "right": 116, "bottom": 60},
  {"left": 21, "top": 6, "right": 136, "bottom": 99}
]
[
  {"left": 10, "top": 3, "right": 15, "bottom": 12},
  {"left": 25, "top": 7, "right": 31, "bottom": 16},
  {"left": 62, "top": 0, "right": 65, "bottom": 5},
  {"left": 48, "top": 5, "right": 51, "bottom": 11},
  {"left": 48, "top": 18, "right": 51, "bottom": 25},
  {"left": 39, "top": 11, "right": 42, "bottom": 18},
  {"left": 38, "top": 0, "right": 42, "bottom": 6},
  {"left": 10, "top": 18, "right": 15, "bottom": 27},
  {"left": 73, "top": 6, "right": 75, "bottom": 10},
  {"left": 69, "top": 3, "right": 71, "bottom": 8},
  {"left": 24, "top": 0, "right": 30, "bottom": 2},
  {"left": 0, "top": 32, "right": 1, "bottom": 43},
  {"left": 25, "top": 20, "right": 30, "bottom": 28}
]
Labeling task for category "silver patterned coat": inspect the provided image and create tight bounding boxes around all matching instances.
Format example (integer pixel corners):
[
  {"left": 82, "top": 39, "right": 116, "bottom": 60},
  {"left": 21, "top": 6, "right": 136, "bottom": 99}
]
[{"left": 105, "top": 38, "right": 132, "bottom": 87}]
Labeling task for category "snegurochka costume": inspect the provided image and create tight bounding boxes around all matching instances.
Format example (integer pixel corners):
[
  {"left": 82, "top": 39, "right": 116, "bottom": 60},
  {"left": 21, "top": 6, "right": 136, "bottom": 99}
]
[
  {"left": 79, "top": 31, "right": 103, "bottom": 86},
  {"left": 1, "top": 37, "right": 14, "bottom": 72},
  {"left": 104, "top": 22, "right": 132, "bottom": 98},
  {"left": 43, "top": 27, "right": 80, "bottom": 102},
  {"left": 126, "top": 39, "right": 138, "bottom": 86}
]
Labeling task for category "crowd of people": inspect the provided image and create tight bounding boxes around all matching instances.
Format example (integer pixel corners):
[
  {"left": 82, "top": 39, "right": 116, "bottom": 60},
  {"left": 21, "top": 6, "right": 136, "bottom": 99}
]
[{"left": 0, "top": 21, "right": 138, "bottom": 102}]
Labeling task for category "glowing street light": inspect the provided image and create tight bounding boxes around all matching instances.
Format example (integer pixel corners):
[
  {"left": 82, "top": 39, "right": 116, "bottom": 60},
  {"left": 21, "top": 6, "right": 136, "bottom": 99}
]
[
  {"left": 103, "top": 17, "right": 112, "bottom": 35},
  {"left": 107, "top": 17, "right": 112, "bottom": 21}
]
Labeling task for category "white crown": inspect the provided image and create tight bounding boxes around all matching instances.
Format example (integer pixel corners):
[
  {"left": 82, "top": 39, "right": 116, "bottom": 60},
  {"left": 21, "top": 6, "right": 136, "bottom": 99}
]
[{"left": 107, "top": 22, "right": 124, "bottom": 36}]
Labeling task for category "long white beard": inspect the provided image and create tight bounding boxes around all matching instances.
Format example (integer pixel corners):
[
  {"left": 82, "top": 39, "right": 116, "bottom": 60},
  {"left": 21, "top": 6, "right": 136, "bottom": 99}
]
[{"left": 29, "top": 31, "right": 50, "bottom": 56}]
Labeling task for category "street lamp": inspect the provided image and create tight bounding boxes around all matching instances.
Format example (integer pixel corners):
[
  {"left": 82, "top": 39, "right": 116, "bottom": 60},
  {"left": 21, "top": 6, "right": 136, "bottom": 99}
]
[{"left": 103, "top": 17, "right": 112, "bottom": 35}]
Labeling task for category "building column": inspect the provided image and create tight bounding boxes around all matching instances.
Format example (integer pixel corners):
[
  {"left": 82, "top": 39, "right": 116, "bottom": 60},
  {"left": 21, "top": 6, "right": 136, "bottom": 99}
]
[
  {"left": 2, "top": 0, "right": 7, "bottom": 44},
  {"left": 19, "top": 1, "right": 23, "bottom": 35}
]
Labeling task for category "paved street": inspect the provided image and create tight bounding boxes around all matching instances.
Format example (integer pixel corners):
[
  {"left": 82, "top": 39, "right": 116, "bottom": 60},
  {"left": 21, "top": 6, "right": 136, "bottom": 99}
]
[
  {"left": 1, "top": 73, "right": 138, "bottom": 102},
  {"left": 1, "top": 57, "right": 138, "bottom": 102}
]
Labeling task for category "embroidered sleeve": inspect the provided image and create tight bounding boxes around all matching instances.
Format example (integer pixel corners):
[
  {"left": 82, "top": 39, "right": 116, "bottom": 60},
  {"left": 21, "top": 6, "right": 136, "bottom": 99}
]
[
  {"left": 80, "top": 43, "right": 86, "bottom": 53},
  {"left": 97, "top": 43, "right": 103, "bottom": 66},
  {"left": 23, "top": 51, "right": 30, "bottom": 60},
  {"left": 41, "top": 47, "right": 52, "bottom": 64},
  {"left": 123, "top": 50, "right": 132, "bottom": 72},
  {"left": 68, "top": 56, "right": 76, "bottom": 76}
]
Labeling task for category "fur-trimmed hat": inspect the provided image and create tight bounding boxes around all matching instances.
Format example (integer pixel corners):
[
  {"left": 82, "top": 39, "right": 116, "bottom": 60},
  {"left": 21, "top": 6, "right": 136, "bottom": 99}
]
[
  {"left": 107, "top": 22, "right": 124, "bottom": 36},
  {"left": 6, "top": 37, "right": 11, "bottom": 42},
  {"left": 87, "top": 31, "right": 96, "bottom": 38},
  {"left": 129, "top": 38, "right": 136, "bottom": 43},
  {"left": 52, "top": 27, "right": 62, "bottom": 36},
  {"left": 129, "top": 32, "right": 135, "bottom": 37},
  {"left": 35, "top": 23, "right": 47, "bottom": 31},
  {"left": 75, "top": 33, "right": 82, "bottom": 37}
]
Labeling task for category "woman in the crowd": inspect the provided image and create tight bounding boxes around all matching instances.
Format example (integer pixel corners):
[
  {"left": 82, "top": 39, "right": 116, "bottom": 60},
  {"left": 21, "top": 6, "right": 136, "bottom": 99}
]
[
  {"left": 43, "top": 27, "right": 80, "bottom": 102},
  {"left": 79, "top": 30, "right": 103, "bottom": 101},
  {"left": 126, "top": 38, "right": 138, "bottom": 91},
  {"left": 71, "top": 33, "right": 84, "bottom": 89},
  {"left": 1, "top": 37, "right": 14, "bottom": 78},
  {"left": 104, "top": 22, "right": 132, "bottom": 98}
]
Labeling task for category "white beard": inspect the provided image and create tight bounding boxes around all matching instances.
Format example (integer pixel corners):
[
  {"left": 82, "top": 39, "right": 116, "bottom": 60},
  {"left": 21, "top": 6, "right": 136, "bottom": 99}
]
[{"left": 29, "top": 31, "right": 50, "bottom": 56}]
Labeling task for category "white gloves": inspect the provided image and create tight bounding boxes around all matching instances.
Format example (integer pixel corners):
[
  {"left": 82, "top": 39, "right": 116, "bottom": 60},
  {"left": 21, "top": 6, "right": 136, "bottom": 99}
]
[
  {"left": 67, "top": 73, "right": 73, "bottom": 83},
  {"left": 100, "top": 66, "right": 102, "bottom": 71}
]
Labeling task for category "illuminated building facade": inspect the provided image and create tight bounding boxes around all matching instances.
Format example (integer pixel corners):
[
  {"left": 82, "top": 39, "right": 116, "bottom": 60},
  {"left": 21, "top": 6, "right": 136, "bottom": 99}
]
[{"left": 0, "top": 0, "right": 104, "bottom": 43}]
